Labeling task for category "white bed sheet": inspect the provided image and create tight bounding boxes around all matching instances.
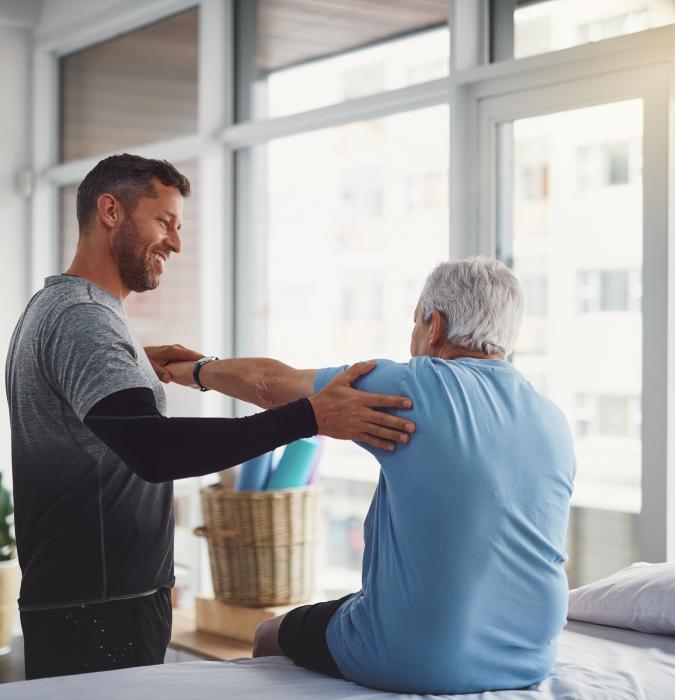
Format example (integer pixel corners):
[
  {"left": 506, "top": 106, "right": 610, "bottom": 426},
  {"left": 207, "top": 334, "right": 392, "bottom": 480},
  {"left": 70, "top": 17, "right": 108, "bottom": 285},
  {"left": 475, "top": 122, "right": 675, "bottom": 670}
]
[{"left": 4, "top": 622, "right": 675, "bottom": 700}]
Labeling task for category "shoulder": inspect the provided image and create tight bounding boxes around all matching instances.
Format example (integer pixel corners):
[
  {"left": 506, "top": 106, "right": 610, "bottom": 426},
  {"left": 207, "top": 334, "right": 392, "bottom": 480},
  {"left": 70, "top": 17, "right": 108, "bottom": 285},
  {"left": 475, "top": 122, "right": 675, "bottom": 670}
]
[
  {"left": 359, "top": 358, "right": 410, "bottom": 381},
  {"left": 52, "top": 301, "right": 125, "bottom": 332},
  {"left": 315, "top": 359, "right": 411, "bottom": 394},
  {"left": 42, "top": 300, "right": 133, "bottom": 358},
  {"left": 351, "top": 357, "right": 464, "bottom": 392},
  {"left": 350, "top": 359, "right": 411, "bottom": 394}
]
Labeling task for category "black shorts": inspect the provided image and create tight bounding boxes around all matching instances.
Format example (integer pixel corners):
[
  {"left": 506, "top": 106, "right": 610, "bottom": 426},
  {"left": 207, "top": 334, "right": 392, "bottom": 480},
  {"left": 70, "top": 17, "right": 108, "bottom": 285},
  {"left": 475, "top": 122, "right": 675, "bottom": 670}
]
[
  {"left": 20, "top": 588, "right": 172, "bottom": 680},
  {"left": 278, "top": 594, "right": 354, "bottom": 678}
]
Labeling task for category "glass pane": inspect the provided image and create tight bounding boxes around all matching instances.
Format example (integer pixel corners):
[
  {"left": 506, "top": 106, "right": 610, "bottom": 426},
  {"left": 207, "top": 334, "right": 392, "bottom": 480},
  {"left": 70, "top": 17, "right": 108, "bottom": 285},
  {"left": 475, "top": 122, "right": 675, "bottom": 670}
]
[
  {"left": 515, "top": 0, "right": 675, "bottom": 59},
  {"left": 60, "top": 9, "right": 198, "bottom": 161},
  {"left": 502, "top": 100, "right": 643, "bottom": 586},
  {"left": 245, "top": 105, "right": 449, "bottom": 596},
  {"left": 59, "top": 160, "right": 201, "bottom": 418},
  {"left": 237, "top": 0, "right": 448, "bottom": 120}
]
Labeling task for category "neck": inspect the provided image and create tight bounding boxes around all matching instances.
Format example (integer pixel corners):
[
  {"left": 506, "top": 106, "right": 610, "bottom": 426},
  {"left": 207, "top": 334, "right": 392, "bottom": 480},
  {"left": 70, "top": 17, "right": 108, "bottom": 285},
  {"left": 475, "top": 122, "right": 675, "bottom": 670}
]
[
  {"left": 432, "top": 345, "right": 505, "bottom": 361},
  {"left": 64, "top": 239, "right": 129, "bottom": 300}
]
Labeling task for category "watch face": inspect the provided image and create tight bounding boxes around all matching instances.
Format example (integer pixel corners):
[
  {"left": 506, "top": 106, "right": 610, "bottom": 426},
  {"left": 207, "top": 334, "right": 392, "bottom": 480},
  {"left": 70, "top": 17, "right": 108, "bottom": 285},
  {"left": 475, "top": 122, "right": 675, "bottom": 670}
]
[{"left": 194, "top": 356, "right": 216, "bottom": 391}]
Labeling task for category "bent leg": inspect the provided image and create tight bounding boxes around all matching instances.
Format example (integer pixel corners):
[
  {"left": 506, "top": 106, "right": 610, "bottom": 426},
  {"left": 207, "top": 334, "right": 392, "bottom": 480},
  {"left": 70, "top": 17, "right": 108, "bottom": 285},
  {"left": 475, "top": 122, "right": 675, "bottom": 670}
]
[
  {"left": 252, "top": 596, "right": 354, "bottom": 679},
  {"left": 252, "top": 614, "right": 287, "bottom": 657}
]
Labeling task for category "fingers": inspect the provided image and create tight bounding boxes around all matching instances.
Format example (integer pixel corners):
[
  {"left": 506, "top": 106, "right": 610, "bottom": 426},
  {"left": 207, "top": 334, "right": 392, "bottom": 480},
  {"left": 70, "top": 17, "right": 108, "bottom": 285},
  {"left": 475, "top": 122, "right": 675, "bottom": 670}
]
[
  {"left": 358, "top": 433, "right": 397, "bottom": 452},
  {"left": 334, "top": 360, "right": 376, "bottom": 385},
  {"left": 146, "top": 344, "right": 205, "bottom": 366},
  {"left": 361, "top": 422, "right": 410, "bottom": 445},
  {"left": 150, "top": 360, "right": 171, "bottom": 383},
  {"left": 171, "top": 344, "right": 204, "bottom": 361},
  {"left": 364, "top": 409, "right": 415, "bottom": 434},
  {"left": 157, "top": 344, "right": 203, "bottom": 362},
  {"left": 362, "top": 391, "right": 413, "bottom": 410}
]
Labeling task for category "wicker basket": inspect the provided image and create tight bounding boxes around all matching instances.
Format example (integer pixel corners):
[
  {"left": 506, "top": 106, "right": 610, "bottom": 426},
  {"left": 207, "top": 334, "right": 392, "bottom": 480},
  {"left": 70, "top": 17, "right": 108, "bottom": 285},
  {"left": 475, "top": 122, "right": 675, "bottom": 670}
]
[{"left": 195, "top": 484, "right": 318, "bottom": 607}]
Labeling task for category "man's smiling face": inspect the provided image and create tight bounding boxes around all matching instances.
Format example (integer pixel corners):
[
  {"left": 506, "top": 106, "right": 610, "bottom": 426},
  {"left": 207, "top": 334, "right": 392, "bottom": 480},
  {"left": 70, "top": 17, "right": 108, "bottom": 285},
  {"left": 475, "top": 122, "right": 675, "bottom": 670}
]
[{"left": 111, "top": 179, "right": 184, "bottom": 293}]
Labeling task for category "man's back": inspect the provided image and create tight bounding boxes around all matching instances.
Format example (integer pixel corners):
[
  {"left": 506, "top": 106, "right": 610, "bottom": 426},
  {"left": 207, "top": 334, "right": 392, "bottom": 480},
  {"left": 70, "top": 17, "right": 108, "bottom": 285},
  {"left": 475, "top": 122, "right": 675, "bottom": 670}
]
[
  {"left": 315, "top": 356, "right": 575, "bottom": 694},
  {"left": 5, "top": 274, "right": 173, "bottom": 610}
]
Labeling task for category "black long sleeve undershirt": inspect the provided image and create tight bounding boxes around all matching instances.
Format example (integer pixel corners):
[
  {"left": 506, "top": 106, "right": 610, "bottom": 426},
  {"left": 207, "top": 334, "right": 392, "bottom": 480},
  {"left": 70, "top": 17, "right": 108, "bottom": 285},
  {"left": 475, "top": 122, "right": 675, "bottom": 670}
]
[{"left": 84, "top": 387, "right": 317, "bottom": 483}]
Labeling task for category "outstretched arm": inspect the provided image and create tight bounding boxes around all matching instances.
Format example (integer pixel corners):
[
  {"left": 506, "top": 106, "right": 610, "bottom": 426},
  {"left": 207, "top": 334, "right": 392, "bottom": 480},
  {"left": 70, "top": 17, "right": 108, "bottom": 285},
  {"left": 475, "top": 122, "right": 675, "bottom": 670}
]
[
  {"left": 167, "top": 358, "right": 315, "bottom": 409},
  {"left": 167, "top": 358, "right": 415, "bottom": 452}
]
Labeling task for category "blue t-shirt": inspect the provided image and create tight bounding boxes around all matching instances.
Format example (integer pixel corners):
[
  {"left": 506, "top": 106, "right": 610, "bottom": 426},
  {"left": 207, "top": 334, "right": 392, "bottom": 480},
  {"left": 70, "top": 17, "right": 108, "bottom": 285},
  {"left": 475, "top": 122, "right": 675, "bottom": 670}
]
[{"left": 315, "top": 357, "right": 575, "bottom": 695}]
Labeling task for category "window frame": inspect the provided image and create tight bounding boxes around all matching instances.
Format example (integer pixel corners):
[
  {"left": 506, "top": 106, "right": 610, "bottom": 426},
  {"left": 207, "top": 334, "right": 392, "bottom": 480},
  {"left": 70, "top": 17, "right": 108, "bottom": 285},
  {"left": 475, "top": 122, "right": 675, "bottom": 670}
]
[{"left": 460, "top": 37, "right": 675, "bottom": 562}]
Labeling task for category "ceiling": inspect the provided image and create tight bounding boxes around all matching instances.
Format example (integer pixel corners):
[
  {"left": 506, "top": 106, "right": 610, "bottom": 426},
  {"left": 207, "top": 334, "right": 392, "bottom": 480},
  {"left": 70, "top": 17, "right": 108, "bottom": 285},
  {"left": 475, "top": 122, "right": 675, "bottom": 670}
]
[{"left": 257, "top": 0, "right": 448, "bottom": 72}]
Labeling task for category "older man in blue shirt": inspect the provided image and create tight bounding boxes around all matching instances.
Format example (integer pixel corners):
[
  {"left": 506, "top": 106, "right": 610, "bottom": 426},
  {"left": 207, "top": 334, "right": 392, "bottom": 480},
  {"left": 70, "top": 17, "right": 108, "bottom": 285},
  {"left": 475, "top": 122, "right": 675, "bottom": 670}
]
[{"left": 169, "top": 257, "right": 576, "bottom": 695}]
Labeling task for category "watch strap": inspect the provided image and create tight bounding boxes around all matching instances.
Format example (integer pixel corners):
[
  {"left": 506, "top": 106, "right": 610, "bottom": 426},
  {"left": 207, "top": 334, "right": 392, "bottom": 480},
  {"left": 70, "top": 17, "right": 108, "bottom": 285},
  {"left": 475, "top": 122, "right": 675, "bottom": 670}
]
[{"left": 193, "top": 356, "right": 218, "bottom": 392}]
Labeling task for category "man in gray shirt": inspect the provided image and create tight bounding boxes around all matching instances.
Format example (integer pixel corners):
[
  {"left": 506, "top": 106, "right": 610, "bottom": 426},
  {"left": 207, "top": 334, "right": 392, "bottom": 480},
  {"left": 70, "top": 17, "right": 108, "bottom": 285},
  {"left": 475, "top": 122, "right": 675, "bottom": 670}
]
[{"left": 5, "top": 154, "right": 415, "bottom": 679}]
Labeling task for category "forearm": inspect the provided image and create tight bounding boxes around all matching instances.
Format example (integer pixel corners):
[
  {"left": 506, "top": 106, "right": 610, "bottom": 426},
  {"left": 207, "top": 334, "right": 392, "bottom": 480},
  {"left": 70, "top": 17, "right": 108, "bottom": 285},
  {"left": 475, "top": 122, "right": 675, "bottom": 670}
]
[
  {"left": 85, "top": 389, "right": 317, "bottom": 482},
  {"left": 197, "top": 358, "right": 316, "bottom": 408}
]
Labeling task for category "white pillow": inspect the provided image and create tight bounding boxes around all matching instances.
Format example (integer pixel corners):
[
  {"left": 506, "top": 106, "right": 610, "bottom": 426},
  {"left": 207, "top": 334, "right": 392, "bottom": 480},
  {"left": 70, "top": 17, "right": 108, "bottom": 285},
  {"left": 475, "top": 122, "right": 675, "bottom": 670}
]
[{"left": 567, "top": 561, "right": 675, "bottom": 634}]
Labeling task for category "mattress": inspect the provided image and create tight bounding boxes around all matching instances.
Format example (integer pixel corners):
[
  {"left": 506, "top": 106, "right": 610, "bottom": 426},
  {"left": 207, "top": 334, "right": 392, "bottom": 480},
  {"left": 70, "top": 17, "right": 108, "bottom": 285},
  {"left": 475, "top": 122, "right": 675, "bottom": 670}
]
[{"left": 4, "top": 621, "right": 675, "bottom": 699}]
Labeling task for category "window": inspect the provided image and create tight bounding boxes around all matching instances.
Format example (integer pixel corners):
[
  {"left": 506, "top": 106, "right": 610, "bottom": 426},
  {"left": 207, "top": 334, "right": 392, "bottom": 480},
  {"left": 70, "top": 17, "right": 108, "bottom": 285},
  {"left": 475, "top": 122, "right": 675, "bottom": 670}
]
[
  {"left": 242, "top": 105, "right": 449, "bottom": 593},
  {"left": 338, "top": 168, "right": 384, "bottom": 224},
  {"left": 513, "top": 137, "right": 550, "bottom": 238},
  {"left": 577, "top": 270, "right": 641, "bottom": 313},
  {"left": 234, "top": 0, "right": 450, "bottom": 596},
  {"left": 320, "top": 476, "right": 377, "bottom": 597},
  {"left": 59, "top": 9, "right": 198, "bottom": 161},
  {"left": 578, "top": 12, "right": 650, "bottom": 44},
  {"left": 339, "top": 63, "right": 385, "bottom": 101},
  {"left": 339, "top": 270, "right": 384, "bottom": 323},
  {"left": 237, "top": 0, "right": 449, "bottom": 120},
  {"left": 521, "top": 274, "right": 548, "bottom": 316},
  {"left": 576, "top": 394, "right": 641, "bottom": 439},
  {"left": 514, "top": 0, "right": 675, "bottom": 59},
  {"left": 513, "top": 257, "right": 549, "bottom": 355},
  {"left": 406, "top": 172, "right": 448, "bottom": 212},
  {"left": 501, "top": 100, "right": 643, "bottom": 585},
  {"left": 577, "top": 142, "right": 640, "bottom": 191}
]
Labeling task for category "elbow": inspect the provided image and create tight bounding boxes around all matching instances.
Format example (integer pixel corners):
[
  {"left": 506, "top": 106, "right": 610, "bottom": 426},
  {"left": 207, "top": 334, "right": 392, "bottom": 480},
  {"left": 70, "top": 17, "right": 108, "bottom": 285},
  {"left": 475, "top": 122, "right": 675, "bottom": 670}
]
[
  {"left": 125, "top": 456, "right": 165, "bottom": 483},
  {"left": 137, "top": 471, "right": 165, "bottom": 484},
  {"left": 258, "top": 371, "right": 281, "bottom": 409}
]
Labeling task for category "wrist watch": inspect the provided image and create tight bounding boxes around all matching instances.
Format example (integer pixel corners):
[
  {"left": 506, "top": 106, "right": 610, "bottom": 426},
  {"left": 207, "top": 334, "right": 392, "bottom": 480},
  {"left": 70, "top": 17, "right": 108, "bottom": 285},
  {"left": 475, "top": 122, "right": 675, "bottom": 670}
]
[{"left": 193, "top": 356, "right": 218, "bottom": 392}]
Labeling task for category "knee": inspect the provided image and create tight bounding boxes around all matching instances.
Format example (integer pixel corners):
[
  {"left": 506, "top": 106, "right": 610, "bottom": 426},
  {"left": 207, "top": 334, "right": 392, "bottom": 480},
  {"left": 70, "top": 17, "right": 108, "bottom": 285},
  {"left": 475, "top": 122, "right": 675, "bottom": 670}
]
[{"left": 252, "top": 620, "right": 271, "bottom": 658}]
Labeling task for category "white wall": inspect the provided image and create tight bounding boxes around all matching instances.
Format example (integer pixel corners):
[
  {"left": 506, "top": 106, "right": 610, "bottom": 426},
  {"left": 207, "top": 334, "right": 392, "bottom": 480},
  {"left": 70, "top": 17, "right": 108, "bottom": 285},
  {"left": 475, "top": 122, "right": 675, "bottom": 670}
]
[
  {"left": 37, "top": 0, "right": 130, "bottom": 37},
  {"left": 0, "top": 25, "right": 32, "bottom": 484},
  {"left": 0, "top": 0, "right": 40, "bottom": 28},
  {"left": 0, "top": 0, "right": 132, "bottom": 484}
]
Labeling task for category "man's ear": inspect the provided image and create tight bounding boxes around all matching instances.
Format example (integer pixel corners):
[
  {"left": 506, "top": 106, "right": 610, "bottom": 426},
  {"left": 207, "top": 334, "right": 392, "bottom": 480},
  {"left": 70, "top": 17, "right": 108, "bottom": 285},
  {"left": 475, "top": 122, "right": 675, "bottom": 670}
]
[
  {"left": 96, "top": 193, "right": 122, "bottom": 229},
  {"left": 429, "top": 308, "right": 447, "bottom": 347}
]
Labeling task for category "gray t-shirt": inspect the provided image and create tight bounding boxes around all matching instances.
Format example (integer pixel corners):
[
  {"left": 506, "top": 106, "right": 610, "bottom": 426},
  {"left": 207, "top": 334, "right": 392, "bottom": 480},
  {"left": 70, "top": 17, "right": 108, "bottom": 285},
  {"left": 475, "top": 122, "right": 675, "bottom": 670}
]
[{"left": 5, "top": 274, "right": 174, "bottom": 610}]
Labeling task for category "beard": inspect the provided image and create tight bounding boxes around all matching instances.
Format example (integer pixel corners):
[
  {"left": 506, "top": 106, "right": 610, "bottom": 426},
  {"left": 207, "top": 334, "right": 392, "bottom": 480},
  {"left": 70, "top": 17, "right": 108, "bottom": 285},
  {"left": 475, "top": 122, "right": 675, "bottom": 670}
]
[{"left": 110, "top": 216, "right": 160, "bottom": 293}]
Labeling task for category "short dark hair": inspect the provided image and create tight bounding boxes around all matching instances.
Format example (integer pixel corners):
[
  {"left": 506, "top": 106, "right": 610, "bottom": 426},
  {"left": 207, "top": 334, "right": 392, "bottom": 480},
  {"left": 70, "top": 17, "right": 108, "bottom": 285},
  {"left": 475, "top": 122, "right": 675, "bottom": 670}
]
[{"left": 76, "top": 153, "right": 191, "bottom": 230}]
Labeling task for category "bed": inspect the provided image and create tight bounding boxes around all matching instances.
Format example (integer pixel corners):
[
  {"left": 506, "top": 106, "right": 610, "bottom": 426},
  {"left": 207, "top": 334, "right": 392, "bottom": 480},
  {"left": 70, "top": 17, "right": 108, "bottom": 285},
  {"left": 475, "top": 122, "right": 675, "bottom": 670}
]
[{"left": 3, "top": 620, "right": 675, "bottom": 699}]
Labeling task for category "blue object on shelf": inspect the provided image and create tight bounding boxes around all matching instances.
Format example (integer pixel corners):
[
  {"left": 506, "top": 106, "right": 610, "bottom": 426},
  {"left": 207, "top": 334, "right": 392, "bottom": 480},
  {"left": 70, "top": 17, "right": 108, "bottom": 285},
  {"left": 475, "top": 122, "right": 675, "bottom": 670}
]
[
  {"left": 235, "top": 451, "right": 274, "bottom": 491},
  {"left": 266, "top": 438, "right": 321, "bottom": 490},
  {"left": 307, "top": 437, "right": 325, "bottom": 484}
]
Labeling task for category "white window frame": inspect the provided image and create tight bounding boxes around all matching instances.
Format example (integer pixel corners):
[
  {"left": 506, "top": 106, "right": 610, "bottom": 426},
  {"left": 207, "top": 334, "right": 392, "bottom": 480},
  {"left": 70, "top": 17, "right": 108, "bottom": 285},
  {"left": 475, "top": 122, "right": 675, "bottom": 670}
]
[{"left": 449, "top": 24, "right": 675, "bottom": 562}]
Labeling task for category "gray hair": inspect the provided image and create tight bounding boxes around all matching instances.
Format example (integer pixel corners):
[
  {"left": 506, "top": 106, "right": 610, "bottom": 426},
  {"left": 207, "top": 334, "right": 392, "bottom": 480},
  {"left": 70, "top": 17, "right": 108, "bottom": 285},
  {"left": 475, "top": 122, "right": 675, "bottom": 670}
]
[{"left": 418, "top": 257, "right": 524, "bottom": 356}]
